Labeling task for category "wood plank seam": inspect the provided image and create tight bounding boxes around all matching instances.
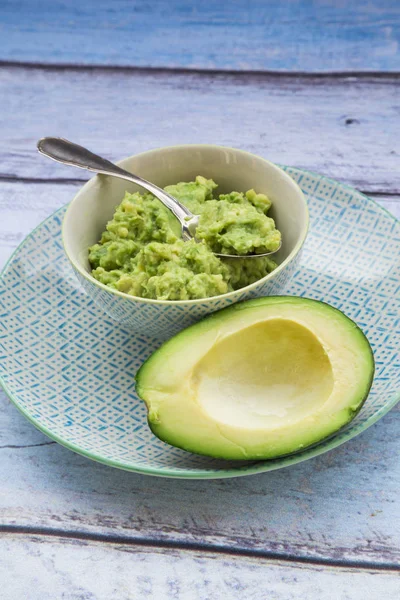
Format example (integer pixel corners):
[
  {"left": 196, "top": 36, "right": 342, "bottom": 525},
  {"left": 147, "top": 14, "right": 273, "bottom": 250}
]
[
  {"left": 0, "top": 176, "right": 84, "bottom": 185},
  {"left": 1, "top": 177, "right": 399, "bottom": 198},
  {"left": 1, "top": 526, "right": 399, "bottom": 572},
  {"left": 1, "top": 61, "right": 400, "bottom": 79},
  {"left": 0, "top": 441, "right": 56, "bottom": 449}
]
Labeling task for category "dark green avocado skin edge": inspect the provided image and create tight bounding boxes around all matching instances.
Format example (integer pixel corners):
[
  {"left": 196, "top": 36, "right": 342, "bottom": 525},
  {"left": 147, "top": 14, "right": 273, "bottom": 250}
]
[{"left": 135, "top": 296, "right": 375, "bottom": 461}]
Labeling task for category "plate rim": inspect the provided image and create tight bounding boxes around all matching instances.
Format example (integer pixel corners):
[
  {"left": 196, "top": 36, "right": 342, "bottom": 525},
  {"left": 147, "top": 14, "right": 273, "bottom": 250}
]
[{"left": 1, "top": 166, "right": 399, "bottom": 479}]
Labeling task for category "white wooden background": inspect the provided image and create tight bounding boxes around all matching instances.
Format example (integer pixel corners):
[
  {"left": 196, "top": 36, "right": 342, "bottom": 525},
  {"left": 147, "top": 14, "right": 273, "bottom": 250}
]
[{"left": 1, "top": 2, "right": 400, "bottom": 598}]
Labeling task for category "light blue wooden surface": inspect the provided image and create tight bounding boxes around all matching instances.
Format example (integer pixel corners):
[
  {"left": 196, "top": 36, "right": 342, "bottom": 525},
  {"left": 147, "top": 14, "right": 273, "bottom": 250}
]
[
  {"left": 2, "top": 535, "right": 400, "bottom": 600},
  {"left": 0, "top": 3, "right": 399, "bottom": 598},
  {"left": 0, "top": 0, "right": 400, "bottom": 72},
  {"left": 1, "top": 68, "right": 399, "bottom": 193}
]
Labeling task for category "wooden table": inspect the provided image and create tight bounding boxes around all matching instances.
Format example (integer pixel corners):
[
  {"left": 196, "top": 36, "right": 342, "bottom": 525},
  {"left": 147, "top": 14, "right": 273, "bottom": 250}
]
[{"left": 1, "top": 2, "right": 399, "bottom": 598}]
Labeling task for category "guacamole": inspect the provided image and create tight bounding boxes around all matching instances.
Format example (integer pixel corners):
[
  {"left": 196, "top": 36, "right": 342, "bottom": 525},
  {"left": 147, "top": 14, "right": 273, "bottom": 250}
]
[{"left": 89, "top": 176, "right": 281, "bottom": 300}]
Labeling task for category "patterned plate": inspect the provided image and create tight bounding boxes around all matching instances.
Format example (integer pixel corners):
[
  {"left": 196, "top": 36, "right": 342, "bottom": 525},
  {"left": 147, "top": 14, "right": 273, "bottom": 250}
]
[{"left": 1, "top": 168, "right": 399, "bottom": 478}]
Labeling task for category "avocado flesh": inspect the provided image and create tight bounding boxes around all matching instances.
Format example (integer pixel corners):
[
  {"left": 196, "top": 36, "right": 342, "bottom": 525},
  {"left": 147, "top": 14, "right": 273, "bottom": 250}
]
[{"left": 136, "top": 297, "right": 375, "bottom": 460}]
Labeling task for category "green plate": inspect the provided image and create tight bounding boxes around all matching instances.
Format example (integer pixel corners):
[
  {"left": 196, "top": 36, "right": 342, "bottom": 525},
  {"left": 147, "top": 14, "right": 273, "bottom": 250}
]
[{"left": 1, "top": 167, "right": 399, "bottom": 478}]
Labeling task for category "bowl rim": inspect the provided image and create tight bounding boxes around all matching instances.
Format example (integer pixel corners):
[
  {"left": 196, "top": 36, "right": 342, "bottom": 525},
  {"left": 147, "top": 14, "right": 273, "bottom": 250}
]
[{"left": 61, "top": 144, "right": 309, "bottom": 305}]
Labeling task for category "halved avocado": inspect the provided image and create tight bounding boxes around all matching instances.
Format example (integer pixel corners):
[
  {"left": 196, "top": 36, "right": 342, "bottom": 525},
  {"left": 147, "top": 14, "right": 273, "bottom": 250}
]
[{"left": 136, "top": 297, "right": 374, "bottom": 460}]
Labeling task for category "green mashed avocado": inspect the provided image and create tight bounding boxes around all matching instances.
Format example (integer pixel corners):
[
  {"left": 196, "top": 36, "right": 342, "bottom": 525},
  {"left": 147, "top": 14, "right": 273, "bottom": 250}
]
[{"left": 89, "top": 176, "right": 281, "bottom": 300}]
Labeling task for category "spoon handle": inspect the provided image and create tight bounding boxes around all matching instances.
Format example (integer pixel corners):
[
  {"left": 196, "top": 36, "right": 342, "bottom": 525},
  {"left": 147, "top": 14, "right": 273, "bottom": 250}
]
[{"left": 37, "top": 137, "right": 197, "bottom": 239}]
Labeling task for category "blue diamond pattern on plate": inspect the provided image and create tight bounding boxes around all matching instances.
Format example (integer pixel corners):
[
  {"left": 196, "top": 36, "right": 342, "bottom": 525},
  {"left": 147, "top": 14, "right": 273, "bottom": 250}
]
[{"left": 1, "top": 167, "right": 399, "bottom": 478}]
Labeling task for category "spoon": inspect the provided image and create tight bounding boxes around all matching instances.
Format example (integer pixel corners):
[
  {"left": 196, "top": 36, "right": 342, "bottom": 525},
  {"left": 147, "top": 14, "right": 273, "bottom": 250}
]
[{"left": 37, "top": 137, "right": 281, "bottom": 259}]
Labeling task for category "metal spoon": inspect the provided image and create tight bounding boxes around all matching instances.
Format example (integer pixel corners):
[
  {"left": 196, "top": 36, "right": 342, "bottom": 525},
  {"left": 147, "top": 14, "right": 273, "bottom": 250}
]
[{"left": 37, "top": 137, "right": 281, "bottom": 259}]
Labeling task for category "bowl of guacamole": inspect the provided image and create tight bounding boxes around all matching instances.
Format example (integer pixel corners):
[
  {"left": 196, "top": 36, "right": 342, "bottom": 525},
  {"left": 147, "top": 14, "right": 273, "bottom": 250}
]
[
  {"left": 88, "top": 176, "right": 281, "bottom": 301},
  {"left": 63, "top": 145, "right": 308, "bottom": 338}
]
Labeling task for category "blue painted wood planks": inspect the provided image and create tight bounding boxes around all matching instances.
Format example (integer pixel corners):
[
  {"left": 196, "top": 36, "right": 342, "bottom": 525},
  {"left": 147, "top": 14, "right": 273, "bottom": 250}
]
[{"left": 0, "top": 0, "right": 399, "bottom": 72}]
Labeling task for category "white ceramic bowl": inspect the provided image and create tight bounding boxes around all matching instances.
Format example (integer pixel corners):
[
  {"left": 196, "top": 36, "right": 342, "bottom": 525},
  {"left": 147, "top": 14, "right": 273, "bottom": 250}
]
[{"left": 62, "top": 145, "right": 308, "bottom": 339}]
